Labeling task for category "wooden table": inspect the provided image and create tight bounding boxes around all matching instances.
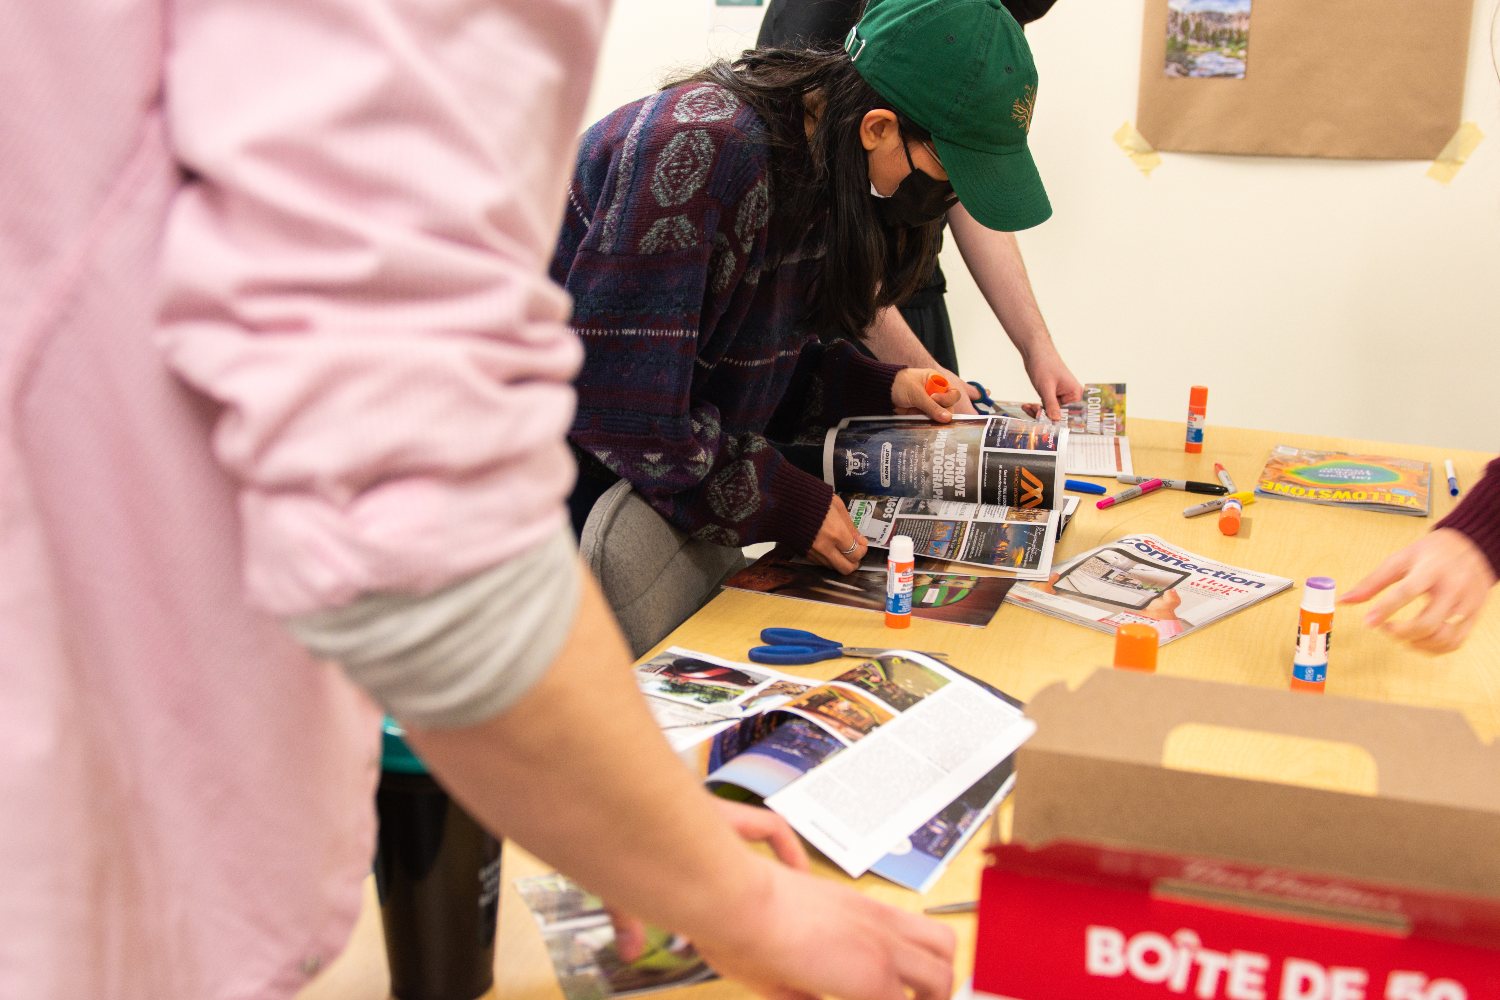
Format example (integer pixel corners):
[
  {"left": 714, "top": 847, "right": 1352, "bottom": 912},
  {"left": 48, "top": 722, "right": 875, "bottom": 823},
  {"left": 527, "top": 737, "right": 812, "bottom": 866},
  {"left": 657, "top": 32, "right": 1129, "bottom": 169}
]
[{"left": 303, "top": 419, "right": 1500, "bottom": 999}]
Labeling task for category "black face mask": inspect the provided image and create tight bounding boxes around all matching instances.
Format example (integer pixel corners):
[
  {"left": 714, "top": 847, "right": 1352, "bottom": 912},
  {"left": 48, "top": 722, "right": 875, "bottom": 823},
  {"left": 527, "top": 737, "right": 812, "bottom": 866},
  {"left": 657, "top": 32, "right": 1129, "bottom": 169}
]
[
  {"left": 873, "top": 137, "right": 958, "bottom": 228},
  {"left": 1004, "top": 0, "right": 1058, "bottom": 25}
]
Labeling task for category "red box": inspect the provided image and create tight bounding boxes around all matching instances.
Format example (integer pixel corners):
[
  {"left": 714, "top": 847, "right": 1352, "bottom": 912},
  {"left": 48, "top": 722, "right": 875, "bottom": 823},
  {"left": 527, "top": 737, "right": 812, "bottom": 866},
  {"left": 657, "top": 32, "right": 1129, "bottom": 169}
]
[{"left": 973, "top": 671, "right": 1500, "bottom": 1000}]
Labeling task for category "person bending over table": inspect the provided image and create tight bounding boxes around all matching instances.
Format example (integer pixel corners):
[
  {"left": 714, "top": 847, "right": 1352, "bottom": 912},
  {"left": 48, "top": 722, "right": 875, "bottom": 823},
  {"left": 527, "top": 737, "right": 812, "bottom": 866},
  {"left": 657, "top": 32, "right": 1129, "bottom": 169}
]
[
  {"left": 4, "top": 2, "right": 954, "bottom": 997},
  {"left": 1343, "top": 457, "right": 1500, "bottom": 653},
  {"left": 756, "top": 0, "right": 1082, "bottom": 418},
  {"left": 558, "top": 0, "right": 1050, "bottom": 575}
]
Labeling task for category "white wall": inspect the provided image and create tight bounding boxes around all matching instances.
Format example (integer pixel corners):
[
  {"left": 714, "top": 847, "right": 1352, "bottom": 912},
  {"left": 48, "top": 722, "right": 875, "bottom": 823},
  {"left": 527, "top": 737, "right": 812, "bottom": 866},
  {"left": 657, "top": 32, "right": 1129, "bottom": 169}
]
[{"left": 585, "top": 0, "right": 1500, "bottom": 452}]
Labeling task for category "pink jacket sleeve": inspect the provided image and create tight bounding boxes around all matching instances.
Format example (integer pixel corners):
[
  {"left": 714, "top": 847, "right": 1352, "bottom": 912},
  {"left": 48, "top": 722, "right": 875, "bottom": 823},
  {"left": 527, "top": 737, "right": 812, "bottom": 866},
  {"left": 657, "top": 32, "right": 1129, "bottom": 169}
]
[{"left": 157, "top": 0, "right": 609, "bottom": 616}]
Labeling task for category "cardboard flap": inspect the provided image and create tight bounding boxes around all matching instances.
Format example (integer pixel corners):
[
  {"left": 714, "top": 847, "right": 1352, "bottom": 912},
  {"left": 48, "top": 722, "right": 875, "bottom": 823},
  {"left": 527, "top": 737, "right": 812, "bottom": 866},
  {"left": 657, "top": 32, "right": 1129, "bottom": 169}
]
[
  {"left": 1023, "top": 669, "right": 1500, "bottom": 808},
  {"left": 1014, "top": 669, "right": 1500, "bottom": 898}
]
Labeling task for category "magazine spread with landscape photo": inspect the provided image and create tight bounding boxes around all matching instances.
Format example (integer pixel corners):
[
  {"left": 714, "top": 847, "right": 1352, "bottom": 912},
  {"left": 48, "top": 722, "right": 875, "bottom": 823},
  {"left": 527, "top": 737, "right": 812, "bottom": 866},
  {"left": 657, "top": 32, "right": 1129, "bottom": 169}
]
[
  {"left": 1004, "top": 534, "right": 1293, "bottom": 644},
  {"left": 822, "top": 415, "right": 1068, "bottom": 578},
  {"left": 516, "top": 873, "right": 716, "bottom": 1000},
  {"left": 722, "top": 552, "right": 1016, "bottom": 628},
  {"left": 635, "top": 647, "right": 1033, "bottom": 890},
  {"left": 1255, "top": 445, "right": 1432, "bottom": 516},
  {"left": 989, "top": 381, "right": 1131, "bottom": 477}
]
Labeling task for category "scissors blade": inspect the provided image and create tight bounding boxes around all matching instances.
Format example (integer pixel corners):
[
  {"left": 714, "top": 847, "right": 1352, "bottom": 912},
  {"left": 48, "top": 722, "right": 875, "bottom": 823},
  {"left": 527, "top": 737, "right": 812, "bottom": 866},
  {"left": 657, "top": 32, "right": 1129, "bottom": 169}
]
[{"left": 839, "top": 647, "right": 950, "bottom": 659}]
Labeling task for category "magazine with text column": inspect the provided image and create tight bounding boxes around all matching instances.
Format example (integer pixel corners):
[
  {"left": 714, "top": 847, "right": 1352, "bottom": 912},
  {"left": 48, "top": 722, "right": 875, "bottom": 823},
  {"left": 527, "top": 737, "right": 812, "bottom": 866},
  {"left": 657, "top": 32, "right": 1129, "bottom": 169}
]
[
  {"left": 635, "top": 647, "right": 1033, "bottom": 890},
  {"left": 822, "top": 415, "right": 1068, "bottom": 579},
  {"left": 1003, "top": 534, "right": 1293, "bottom": 644}
]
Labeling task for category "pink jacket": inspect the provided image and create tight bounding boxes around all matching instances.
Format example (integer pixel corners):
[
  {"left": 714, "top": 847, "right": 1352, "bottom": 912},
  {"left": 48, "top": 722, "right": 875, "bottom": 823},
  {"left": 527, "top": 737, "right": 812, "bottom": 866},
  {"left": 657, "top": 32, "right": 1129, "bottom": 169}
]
[{"left": 0, "top": 1, "right": 604, "bottom": 995}]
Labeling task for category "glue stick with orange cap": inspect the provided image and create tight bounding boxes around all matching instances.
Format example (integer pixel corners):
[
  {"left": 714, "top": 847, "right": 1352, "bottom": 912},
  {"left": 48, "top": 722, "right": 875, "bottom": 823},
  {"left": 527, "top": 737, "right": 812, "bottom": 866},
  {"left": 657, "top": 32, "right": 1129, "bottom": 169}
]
[
  {"left": 1184, "top": 385, "right": 1208, "bottom": 453},
  {"left": 885, "top": 535, "right": 915, "bottom": 630},
  {"left": 1218, "top": 494, "right": 1244, "bottom": 536},
  {"left": 1113, "top": 623, "right": 1158, "bottom": 672}
]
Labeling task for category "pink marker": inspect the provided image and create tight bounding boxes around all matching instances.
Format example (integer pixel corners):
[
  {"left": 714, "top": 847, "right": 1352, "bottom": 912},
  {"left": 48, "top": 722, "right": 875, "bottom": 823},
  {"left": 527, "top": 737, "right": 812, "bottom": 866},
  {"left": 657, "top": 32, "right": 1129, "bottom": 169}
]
[{"left": 1096, "top": 478, "right": 1164, "bottom": 510}]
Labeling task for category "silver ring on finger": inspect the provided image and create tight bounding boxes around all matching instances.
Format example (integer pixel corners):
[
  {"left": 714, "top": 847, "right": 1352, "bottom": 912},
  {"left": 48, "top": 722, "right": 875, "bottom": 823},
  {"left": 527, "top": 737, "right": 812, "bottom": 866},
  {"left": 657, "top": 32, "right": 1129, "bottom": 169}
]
[{"left": 840, "top": 539, "right": 860, "bottom": 557}]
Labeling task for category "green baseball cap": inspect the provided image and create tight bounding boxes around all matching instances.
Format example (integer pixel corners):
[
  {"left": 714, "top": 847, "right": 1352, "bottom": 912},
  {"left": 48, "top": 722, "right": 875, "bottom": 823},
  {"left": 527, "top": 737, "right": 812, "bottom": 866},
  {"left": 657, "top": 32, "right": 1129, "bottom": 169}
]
[{"left": 845, "top": 0, "right": 1052, "bottom": 231}]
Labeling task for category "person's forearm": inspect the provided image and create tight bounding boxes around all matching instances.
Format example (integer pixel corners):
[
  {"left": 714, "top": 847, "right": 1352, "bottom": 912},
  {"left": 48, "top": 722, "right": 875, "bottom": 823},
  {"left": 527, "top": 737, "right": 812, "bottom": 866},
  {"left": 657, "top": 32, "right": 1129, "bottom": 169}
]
[
  {"left": 864, "top": 304, "right": 941, "bottom": 368},
  {"left": 947, "top": 203, "right": 1053, "bottom": 357},
  {"left": 403, "top": 564, "right": 769, "bottom": 944}
]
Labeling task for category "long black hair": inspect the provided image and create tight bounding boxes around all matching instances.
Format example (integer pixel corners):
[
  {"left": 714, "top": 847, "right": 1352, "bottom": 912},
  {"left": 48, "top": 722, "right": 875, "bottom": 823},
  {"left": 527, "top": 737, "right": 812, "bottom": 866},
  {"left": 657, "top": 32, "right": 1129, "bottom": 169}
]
[{"left": 665, "top": 48, "right": 943, "bottom": 341}]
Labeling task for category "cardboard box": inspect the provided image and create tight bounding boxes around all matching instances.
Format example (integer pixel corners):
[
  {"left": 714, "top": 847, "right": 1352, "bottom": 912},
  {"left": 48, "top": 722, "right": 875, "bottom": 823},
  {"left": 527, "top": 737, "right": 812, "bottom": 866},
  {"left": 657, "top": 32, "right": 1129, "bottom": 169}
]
[{"left": 974, "top": 670, "right": 1500, "bottom": 1000}]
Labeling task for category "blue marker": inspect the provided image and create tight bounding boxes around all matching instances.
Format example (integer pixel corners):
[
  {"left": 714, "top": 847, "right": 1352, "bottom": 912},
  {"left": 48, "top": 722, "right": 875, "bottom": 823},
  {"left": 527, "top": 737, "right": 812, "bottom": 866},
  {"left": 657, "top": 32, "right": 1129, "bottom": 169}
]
[
  {"left": 1065, "top": 479, "right": 1106, "bottom": 495},
  {"left": 1445, "top": 459, "right": 1459, "bottom": 496}
]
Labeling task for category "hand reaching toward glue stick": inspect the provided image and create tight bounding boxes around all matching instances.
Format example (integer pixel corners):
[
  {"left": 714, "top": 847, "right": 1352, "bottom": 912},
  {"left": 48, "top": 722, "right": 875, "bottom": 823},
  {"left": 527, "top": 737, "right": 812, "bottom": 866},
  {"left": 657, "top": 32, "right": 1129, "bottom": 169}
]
[{"left": 1341, "top": 528, "right": 1497, "bottom": 654}]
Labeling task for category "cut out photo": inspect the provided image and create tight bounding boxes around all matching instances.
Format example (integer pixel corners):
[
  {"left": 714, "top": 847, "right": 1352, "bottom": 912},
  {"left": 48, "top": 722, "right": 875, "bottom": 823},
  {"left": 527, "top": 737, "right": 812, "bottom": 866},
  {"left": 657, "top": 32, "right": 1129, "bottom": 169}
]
[{"left": 1165, "top": 0, "right": 1251, "bottom": 79}]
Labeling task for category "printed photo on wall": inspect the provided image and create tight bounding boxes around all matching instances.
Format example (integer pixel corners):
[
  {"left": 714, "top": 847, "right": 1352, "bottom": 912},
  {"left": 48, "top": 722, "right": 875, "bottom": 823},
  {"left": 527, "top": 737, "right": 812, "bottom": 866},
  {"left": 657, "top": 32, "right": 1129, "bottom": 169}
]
[{"left": 1165, "top": 0, "right": 1251, "bottom": 79}]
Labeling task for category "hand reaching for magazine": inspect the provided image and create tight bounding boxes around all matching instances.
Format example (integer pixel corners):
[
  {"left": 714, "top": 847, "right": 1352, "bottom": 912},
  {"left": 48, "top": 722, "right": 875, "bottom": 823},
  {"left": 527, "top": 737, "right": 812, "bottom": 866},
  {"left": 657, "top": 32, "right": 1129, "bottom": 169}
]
[
  {"left": 604, "top": 808, "right": 954, "bottom": 1000},
  {"left": 1341, "top": 528, "right": 1498, "bottom": 653},
  {"left": 806, "top": 496, "right": 868, "bottom": 575},
  {"left": 611, "top": 799, "right": 810, "bottom": 961}
]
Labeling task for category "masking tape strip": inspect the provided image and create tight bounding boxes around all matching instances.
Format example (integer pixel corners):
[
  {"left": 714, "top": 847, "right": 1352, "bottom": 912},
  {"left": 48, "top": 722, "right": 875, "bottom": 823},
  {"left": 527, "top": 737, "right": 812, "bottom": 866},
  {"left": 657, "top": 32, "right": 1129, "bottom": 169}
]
[
  {"left": 1426, "top": 121, "right": 1484, "bottom": 184},
  {"left": 1113, "top": 122, "right": 1161, "bottom": 177}
]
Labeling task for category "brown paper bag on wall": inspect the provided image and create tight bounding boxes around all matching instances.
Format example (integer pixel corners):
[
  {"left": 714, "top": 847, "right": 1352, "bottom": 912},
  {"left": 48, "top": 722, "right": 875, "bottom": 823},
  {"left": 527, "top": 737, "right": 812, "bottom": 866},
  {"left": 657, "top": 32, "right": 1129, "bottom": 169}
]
[{"left": 1136, "top": 0, "right": 1474, "bottom": 159}]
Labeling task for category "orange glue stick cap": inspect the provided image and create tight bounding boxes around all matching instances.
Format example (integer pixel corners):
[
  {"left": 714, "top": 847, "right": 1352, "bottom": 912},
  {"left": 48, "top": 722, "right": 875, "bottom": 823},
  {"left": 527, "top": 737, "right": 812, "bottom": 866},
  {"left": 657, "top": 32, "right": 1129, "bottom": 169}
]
[
  {"left": 1218, "top": 498, "right": 1244, "bottom": 536},
  {"left": 924, "top": 373, "right": 950, "bottom": 396},
  {"left": 1189, "top": 385, "right": 1208, "bottom": 408},
  {"left": 1113, "top": 623, "right": 1158, "bottom": 672}
]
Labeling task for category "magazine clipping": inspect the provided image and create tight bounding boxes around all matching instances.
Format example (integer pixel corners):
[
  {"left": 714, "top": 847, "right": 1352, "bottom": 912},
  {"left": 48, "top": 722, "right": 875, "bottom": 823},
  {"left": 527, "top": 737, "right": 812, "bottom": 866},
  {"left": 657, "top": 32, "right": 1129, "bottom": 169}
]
[
  {"left": 821, "top": 415, "right": 1068, "bottom": 578},
  {"left": 1005, "top": 534, "right": 1293, "bottom": 644},
  {"left": 634, "top": 647, "right": 1034, "bottom": 888}
]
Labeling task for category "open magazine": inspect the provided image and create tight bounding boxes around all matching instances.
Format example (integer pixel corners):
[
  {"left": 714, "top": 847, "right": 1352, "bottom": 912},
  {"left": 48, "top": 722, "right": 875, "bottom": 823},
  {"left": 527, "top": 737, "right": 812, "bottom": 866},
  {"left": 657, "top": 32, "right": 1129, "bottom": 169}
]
[
  {"left": 822, "top": 415, "right": 1068, "bottom": 578},
  {"left": 516, "top": 873, "right": 716, "bottom": 1000},
  {"left": 636, "top": 647, "right": 1033, "bottom": 890},
  {"left": 1256, "top": 445, "right": 1432, "bottom": 516},
  {"left": 988, "top": 381, "right": 1131, "bottom": 477},
  {"left": 722, "top": 553, "right": 1016, "bottom": 627},
  {"left": 1005, "top": 534, "right": 1293, "bottom": 644}
]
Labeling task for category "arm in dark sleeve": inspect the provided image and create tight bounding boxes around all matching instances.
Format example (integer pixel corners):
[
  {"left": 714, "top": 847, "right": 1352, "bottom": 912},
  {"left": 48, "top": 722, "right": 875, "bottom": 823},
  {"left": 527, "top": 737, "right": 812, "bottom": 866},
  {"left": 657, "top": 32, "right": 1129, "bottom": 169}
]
[
  {"left": 766, "top": 338, "right": 901, "bottom": 445},
  {"left": 1437, "top": 457, "right": 1500, "bottom": 578},
  {"left": 561, "top": 108, "right": 834, "bottom": 553}
]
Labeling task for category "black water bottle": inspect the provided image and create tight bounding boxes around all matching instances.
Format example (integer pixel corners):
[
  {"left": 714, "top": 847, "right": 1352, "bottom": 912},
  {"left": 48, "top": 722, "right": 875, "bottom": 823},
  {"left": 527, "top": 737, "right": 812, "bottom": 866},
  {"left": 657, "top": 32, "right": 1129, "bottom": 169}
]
[{"left": 375, "top": 718, "right": 502, "bottom": 1000}]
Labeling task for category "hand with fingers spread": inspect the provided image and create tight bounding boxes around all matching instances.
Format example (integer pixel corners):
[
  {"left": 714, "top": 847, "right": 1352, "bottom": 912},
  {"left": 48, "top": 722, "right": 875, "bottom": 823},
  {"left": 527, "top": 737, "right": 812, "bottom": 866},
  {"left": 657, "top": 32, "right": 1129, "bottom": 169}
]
[
  {"left": 807, "top": 496, "right": 869, "bottom": 574},
  {"left": 892, "top": 367, "right": 963, "bottom": 422},
  {"left": 1341, "top": 528, "right": 1498, "bottom": 654},
  {"left": 693, "top": 857, "right": 956, "bottom": 1000}
]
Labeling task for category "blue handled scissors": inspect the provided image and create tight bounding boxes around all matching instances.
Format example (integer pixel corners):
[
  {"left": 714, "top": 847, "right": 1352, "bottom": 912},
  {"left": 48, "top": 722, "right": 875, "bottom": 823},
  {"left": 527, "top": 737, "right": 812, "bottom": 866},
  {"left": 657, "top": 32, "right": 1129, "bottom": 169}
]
[
  {"left": 966, "top": 380, "right": 998, "bottom": 415},
  {"left": 748, "top": 627, "right": 949, "bottom": 666}
]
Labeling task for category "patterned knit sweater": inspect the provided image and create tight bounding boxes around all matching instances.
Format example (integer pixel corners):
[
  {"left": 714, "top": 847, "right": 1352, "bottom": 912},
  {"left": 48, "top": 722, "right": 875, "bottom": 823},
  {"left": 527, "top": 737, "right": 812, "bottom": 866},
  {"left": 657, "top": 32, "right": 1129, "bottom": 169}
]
[
  {"left": 554, "top": 81, "right": 901, "bottom": 552},
  {"left": 1439, "top": 457, "right": 1500, "bottom": 578}
]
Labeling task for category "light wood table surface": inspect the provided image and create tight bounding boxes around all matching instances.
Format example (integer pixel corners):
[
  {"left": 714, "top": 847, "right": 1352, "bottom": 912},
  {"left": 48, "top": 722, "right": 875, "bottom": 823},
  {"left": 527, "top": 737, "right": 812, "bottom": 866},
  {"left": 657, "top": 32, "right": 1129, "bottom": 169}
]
[{"left": 303, "top": 419, "right": 1499, "bottom": 999}]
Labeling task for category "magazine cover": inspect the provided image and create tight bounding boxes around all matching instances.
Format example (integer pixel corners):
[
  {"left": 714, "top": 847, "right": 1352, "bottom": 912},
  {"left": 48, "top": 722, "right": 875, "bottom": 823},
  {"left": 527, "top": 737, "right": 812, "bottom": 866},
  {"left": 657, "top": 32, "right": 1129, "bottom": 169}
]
[
  {"left": 822, "top": 415, "right": 1067, "bottom": 577},
  {"left": 722, "top": 553, "right": 1015, "bottom": 628},
  {"left": 1255, "top": 446, "right": 1432, "bottom": 516},
  {"left": 1005, "top": 534, "right": 1293, "bottom": 644},
  {"left": 634, "top": 647, "right": 1034, "bottom": 888}
]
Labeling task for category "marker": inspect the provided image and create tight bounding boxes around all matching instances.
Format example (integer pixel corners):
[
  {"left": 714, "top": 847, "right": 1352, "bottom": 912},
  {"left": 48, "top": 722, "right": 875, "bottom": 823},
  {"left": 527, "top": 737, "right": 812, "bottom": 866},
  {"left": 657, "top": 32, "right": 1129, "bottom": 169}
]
[
  {"left": 924, "top": 373, "right": 950, "bottom": 397},
  {"left": 1182, "top": 491, "right": 1254, "bottom": 518},
  {"left": 1096, "top": 478, "right": 1163, "bottom": 510},
  {"left": 1445, "top": 459, "right": 1459, "bottom": 496},
  {"left": 1213, "top": 462, "right": 1236, "bottom": 493},
  {"left": 1065, "top": 479, "right": 1107, "bottom": 495},
  {"left": 1117, "top": 475, "right": 1225, "bottom": 496}
]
